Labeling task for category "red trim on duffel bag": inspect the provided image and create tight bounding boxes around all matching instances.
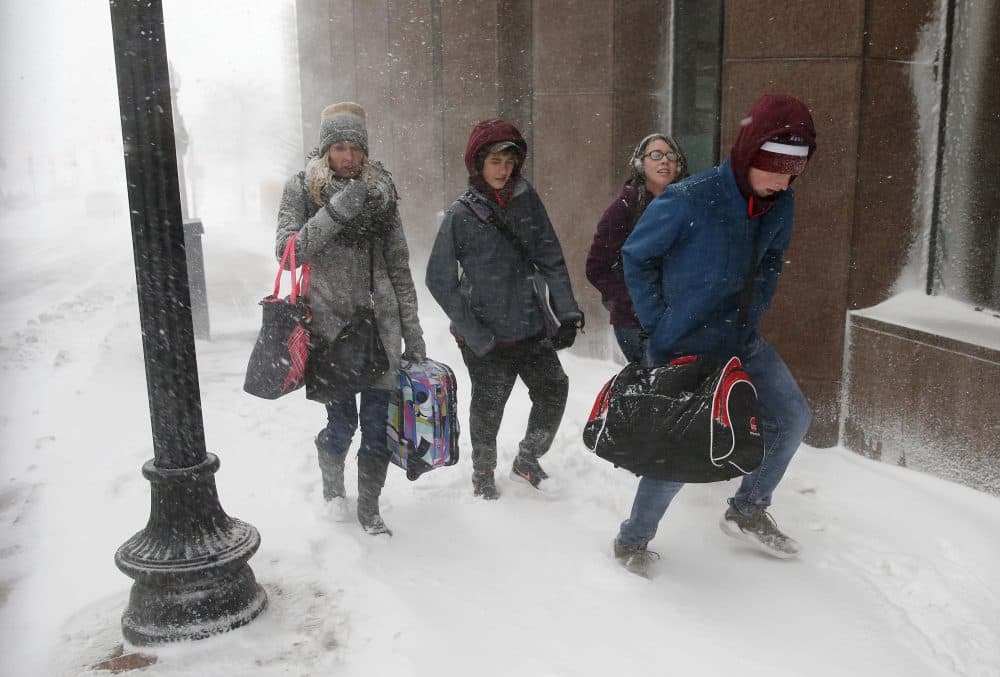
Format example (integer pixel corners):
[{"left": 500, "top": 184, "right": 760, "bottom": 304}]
[
  {"left": 588, "top": 377, "right": 615, "bottom": 423},
  {"left": 709, "top": 357, "right": 758, "bottom": 467},
  {"left": 712, "top": 357, "right": 746, "bottom": 428}
]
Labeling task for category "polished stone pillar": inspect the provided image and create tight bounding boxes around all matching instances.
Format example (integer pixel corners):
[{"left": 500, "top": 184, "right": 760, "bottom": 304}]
[
  {"left": 530, "top": 1, "right": 670, "bottom": 359},
  {"left": 722, "top": 0, "right": 869, "bottom": 446}
]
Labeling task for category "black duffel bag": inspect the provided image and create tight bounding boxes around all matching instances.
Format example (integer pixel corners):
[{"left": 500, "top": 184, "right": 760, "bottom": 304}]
[{"left": 583, "top": 355, "right": 764, "bottom": 483}]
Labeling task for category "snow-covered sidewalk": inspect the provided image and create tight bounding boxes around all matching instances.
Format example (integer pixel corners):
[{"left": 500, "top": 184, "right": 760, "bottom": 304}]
[{"left": 1, "top": 208, "right": 998, "bottom": 676}]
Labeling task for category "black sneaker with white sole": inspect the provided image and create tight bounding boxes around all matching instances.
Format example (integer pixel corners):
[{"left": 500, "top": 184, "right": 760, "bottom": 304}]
[{"left": 719, "top": 505, "right": 800, "bottom": 558}]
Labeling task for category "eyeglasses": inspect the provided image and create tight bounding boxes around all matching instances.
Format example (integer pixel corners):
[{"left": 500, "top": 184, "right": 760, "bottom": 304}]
[{"left": 642, "top": 150, "right": 679, "bottom": 162}]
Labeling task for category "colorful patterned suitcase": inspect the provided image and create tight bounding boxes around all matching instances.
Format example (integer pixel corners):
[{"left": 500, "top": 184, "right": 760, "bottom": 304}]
[{"left": 387, "top": 358, "right": 460, "bottom": 480}]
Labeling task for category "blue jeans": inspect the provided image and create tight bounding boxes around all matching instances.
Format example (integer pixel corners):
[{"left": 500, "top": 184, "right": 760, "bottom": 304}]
[
  {"left": 317, "top": 387, "right": 392, "bottom": 460},
  {"left": 613, "top": 325, "right": 645, "bottom": 363},
  {"left": 616, "top": 334, "right": 812, "bottom": 547}
]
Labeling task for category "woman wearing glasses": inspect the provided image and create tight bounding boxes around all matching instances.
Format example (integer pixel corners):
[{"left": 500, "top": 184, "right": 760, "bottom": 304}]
[{"left": 586, "top": 134, "right": 689, "bottom": 362}]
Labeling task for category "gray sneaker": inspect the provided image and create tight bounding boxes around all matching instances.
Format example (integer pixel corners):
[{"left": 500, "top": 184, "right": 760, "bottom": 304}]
[
  {"left": 613, "top": 539, "right": 660, "bottom": 577},
  {"left": 720, "top": 505, "right": 800, "bottom": 559}
]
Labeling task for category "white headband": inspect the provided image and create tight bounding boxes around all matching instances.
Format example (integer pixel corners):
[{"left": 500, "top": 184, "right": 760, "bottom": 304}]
[{"left": 760, "top": 141, "right": 809, "bottom": 157}]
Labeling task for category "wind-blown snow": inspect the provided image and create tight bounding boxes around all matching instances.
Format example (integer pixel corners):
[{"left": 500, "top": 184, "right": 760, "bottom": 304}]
[
  {"left": 1, "top": 197, "right": 999, "bottom": 676},
  {"left": 1, "top": 2, "right": 999, "bottom": 676}
]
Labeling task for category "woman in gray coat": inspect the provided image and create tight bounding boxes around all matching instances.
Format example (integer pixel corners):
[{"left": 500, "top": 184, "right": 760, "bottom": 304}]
[{"left": 276, "top": 102, "right": 425, "bottom": 536}]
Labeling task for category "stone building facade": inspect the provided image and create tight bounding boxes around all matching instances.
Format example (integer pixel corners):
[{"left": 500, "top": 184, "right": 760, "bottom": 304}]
[{"left": 294, "top": 0, "right": 999, "bottom": 494}]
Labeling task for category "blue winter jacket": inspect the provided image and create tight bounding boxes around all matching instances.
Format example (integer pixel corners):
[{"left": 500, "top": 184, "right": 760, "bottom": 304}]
[{"left": 622, "top": 158, "right": 794, "bottom": 363}]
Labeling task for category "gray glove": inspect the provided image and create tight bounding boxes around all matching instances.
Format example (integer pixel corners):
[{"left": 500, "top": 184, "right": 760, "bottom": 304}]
[
  {"left": 364, "top": 172, "right": 396, "bottom": 215},
  {"left": 326, "top": 179, "right": 367, "bottom": 221}
]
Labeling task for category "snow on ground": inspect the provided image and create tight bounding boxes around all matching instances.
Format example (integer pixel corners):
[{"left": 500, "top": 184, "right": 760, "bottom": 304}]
[
  {"left": 1, "top": 202, "right": 999, "bottom": 677},
  {"left": 2, "top": 3, "right": 999, "bottom": 674}
]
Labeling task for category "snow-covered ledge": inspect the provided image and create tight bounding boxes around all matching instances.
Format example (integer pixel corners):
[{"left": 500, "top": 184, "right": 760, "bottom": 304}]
[
  {"left": 842, "top": 291, "right": 1000, "bottom": 496},
  {"left": 851, "top": 290, "right": 1000, "bottom": 354}
]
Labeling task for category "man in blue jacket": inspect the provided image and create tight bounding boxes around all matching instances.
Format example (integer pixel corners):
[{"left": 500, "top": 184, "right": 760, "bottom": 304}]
[{"left": 613, "top": 94, "right": 817, "bottom": 575}]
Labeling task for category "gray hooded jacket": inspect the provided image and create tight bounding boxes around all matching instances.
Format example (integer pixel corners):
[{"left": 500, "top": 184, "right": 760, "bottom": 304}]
[{"left": 426, "top": 178, "right": 581, "bottom": 356}]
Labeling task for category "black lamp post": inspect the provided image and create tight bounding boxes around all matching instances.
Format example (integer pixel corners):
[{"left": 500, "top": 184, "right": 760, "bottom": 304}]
[{"left": 108, "top": 0, "right": 267, "bottom": 644}]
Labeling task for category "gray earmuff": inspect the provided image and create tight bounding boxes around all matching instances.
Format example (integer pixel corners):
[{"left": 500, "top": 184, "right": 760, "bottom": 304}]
[{"left": 631, "top": 132, "right": 662, "bottom": 178}]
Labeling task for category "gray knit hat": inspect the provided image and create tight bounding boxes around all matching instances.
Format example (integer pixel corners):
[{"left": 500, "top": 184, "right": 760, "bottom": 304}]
[{"left": 319, "top": 102, "right": 368, "bottom": 154}]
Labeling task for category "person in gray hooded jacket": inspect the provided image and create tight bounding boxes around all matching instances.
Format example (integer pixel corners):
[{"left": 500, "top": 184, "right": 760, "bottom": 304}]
[
  {"left": 426, "top": 118, "right": 582, "bottom": 499},
  {"left": 276, "top": 102, "right": 425, "bottom": 536}
]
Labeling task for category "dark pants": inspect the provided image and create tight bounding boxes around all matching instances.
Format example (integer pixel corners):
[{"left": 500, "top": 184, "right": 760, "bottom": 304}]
[
  {"left": 319, "top": 387, "right": 392, "bottom": 460},
  {"left": 461, "top": 338, "right": 569, "bottom": 473},
  {"left": 613, "top": 325, "right": 645, "bottom": 363}
]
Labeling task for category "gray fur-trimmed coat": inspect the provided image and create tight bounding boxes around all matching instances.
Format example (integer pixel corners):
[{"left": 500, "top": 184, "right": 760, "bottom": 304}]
[{"left": 276, "top": 160, "right": 423, "bottom": 395}]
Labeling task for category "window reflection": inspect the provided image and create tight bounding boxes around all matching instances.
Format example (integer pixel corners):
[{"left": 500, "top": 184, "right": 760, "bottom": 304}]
[
  {"left": 671, "top": 0, "right": 723, "bottom": 173},
  {"left": 933, "top": 0, "right": 999, "bottom": 311}
]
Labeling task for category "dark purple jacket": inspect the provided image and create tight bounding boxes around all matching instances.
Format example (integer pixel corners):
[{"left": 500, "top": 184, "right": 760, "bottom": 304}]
[{"left": 586, "top": 182, "right": 651, "bottom": 328}]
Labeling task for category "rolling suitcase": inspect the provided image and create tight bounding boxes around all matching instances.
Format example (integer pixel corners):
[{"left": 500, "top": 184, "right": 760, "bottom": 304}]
[{"left": 388, "top": 358, "right": 460, "bottom": 480}]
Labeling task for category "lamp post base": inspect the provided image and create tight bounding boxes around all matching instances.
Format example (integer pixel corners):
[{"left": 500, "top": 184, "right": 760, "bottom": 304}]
[{"left": 115, "top": 454, "right": 267, "bottom": 645}]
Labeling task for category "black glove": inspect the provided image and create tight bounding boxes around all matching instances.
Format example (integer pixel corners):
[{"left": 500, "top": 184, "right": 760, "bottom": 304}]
[{"left": 550, "top": 323, "right": 578, "bottom": 350}]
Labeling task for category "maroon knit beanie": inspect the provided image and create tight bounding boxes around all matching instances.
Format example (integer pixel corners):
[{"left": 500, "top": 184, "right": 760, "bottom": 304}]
[
  {"left": 730, "top": 94, "right": 817, "bottom": 199},
  {"left": 750, "top": 135, "right": 811, "bottom": 175}
]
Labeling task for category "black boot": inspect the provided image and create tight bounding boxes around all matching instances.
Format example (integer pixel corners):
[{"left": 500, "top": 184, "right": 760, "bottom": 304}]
[
  {"left": 472, "top": 469, "right": 500, "bottom": 500},
  {"left": 357, "top": 453, "right": 392, "bottom": 536}
]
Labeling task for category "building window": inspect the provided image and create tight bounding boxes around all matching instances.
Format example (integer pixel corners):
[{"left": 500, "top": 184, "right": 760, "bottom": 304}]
[{"left": 670, "top": 0, "right": 724, "bottom": 174}]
